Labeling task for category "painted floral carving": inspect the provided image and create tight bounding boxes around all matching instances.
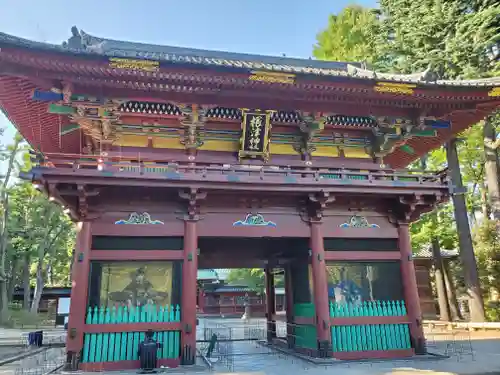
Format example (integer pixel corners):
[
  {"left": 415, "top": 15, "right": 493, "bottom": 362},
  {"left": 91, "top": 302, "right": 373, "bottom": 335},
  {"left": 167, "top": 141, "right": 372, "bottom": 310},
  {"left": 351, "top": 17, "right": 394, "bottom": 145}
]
[
  {"left": 233, "top": 213, "right": 276, "bottom": 227},
  {"left": 339, "top": 215, "right": 379, "bottom": 228},
  {"left": 115, "top": 212, "right": 164, "bottom": 225}
]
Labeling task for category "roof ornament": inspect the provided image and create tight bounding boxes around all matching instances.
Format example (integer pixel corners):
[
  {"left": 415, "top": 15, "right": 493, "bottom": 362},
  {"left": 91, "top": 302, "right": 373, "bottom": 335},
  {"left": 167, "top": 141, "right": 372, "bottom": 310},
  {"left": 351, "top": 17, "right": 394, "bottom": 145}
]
[
  {"left": 419, "top": 65, "right": 439, "bottom": 83},
  {"left": 62, "top": 26, "right": 106, "bottom": 53},
  {"left": 63, "top": 26, "right": 82, "bottom": 49}
]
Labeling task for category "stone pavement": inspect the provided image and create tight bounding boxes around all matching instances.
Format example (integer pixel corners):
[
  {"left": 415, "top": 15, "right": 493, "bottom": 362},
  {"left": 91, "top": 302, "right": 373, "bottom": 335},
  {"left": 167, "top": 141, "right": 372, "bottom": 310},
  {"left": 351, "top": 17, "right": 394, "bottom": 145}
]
[
  {"left": 0, "top": 347, "right": 65, "bottom": 375},
  {"left": 3, "top": 319, "right": 500, "bottom": 375},
  {"left": 196, "top": 317, "right": 500, "bottom": 375}
]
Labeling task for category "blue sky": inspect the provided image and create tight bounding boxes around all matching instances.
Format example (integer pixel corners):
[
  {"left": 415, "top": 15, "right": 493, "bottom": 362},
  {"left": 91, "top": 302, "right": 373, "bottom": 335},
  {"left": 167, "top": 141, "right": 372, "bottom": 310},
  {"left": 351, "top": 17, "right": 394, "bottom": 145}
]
[{"left": 0, "top": 0, "right": 377, "bottom": 148}]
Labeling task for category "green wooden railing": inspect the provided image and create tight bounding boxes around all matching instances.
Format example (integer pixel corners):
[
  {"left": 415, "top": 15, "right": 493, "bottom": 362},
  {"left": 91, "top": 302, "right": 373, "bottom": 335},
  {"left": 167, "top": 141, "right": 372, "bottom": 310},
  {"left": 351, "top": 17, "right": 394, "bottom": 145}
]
[
  {"left": 320, "top": 174, "right": 368, "bottom": 180},
  {"left": 330, "top": 300, "right": 411, "bottom": 353},
  {"left": 82, "top": 304, "right": 181, "bottom": 363}
]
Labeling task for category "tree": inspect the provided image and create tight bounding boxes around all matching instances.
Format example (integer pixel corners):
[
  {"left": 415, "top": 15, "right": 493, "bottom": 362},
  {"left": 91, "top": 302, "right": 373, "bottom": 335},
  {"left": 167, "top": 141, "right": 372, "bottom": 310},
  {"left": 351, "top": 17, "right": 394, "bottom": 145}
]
[
  {"left": 7, "top": 182, "right": 74, "bottom": 313},
  {"left": 377, "top": 0, "right": 499, "bottom": 78},
  {"left": 0, "top": 134, "right": 75, "bottom": 323},
  {"left": 315, "top": 0, "right": 500, "bottom": 320},
  {"left": 0, "top": 132, "right": 24, "bottom": 323},
  {"left": 226, "top": 268, "right": 285, "bottom": 295},
  {"left": 313, "top": 5, "right": 387, "bottom": 69}
]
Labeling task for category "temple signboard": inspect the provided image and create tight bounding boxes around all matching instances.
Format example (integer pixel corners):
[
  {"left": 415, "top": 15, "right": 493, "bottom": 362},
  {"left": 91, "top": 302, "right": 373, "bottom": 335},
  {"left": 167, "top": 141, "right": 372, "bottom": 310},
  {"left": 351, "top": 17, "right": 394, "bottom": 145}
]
[{"left": 238, "top": 109, "right": 273, "bottom": 161}]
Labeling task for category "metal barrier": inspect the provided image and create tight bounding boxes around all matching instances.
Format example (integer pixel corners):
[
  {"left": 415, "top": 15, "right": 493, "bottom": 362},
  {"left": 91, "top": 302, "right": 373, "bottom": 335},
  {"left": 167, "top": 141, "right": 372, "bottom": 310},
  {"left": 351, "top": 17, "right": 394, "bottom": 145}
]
[
  {"left": 424, "top": 323, "right": 474, "bottom": 360},
  {"left": 196, "top": 318, "right": 320, "bottom": 372},
  {"left": 14, "top": 347, "right": 66, "bottom": 375}
]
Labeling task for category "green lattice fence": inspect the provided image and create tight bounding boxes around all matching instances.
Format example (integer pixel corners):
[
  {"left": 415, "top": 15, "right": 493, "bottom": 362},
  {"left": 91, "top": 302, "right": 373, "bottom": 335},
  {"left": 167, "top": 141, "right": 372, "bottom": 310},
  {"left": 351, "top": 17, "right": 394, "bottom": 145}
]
[
  {"left": 82, "top": 304, "right": 181, "bottom": 363},
  {"left": 330, "top": 300, "right": 411, "bottom": 352}
]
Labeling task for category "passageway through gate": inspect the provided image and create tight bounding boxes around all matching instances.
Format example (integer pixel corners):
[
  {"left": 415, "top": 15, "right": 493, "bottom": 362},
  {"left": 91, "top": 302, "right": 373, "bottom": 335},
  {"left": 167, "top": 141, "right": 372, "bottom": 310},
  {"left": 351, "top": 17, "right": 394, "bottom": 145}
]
[
  {"left": 195, "top": 237, "right": 314, "bottom": 371},
  {"left": 196, "top": 317, "right": 317, "bottom": 372}
]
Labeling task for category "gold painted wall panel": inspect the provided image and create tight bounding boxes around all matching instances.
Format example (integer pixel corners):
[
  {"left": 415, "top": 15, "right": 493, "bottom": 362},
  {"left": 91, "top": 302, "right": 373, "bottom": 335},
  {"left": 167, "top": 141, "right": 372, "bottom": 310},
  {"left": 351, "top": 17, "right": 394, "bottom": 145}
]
[
  {"left": 311, "top": 146, "right": 340, "bottom": 157},
  {"left": 153, "top": 138, "right": 184, "bottom": 149},
  {"left": 270, "top": 143, "right": 297, "bottom": 155},
  {"left": 117, "top": 135, "right": 149, "bottom": 147},
  {"left": 344, "top": 147, "right": 371, "bottom": 159},
  {"left": 199, "top": 140, "right": 239, "bottom": 152}
]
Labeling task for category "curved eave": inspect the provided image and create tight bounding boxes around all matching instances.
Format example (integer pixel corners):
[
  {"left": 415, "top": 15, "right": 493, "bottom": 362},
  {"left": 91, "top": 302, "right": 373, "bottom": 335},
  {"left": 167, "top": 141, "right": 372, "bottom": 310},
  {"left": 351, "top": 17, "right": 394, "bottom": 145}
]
[
  {"left": 0, "top": 40, "right": 499, "bottom": 101},
  {"left": 1, "top": 39, "right": 500, "bottom": 166},
  {"left": 0, "top": 75, "right": 80, "bottom": 153},
  {"left": 2, "top": 30, "right": 500, "bottom": 90},
  {"left": 385, "top": 109, "right": 491, "bottom": 168}
]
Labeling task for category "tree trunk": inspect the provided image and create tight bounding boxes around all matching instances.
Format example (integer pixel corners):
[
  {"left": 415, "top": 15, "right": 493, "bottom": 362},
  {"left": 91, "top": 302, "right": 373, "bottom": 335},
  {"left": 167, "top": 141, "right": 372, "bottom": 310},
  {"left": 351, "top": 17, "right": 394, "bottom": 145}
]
[
  {"left": 446, "top": 138, "right": 485, "bottom": 321},
  {"left": 481, "top": 184, "right": 491, "bottom": 220},
  {"left": 431, "top": 237, "right": 451, "bottom": 321},
  {"left": 7, "top": 256, "right": 19, "bottom": 302},
  {"left": 22, "top": 252, "right": 31, "bottom": 310},
  {"left": 30, "top": 240, "right": 48, "bottom": 314},
  {"left": 0, "top": 135, "right": 22, "bottom": 323},
  {"left": 483, "top": 119, "right": 500, "bottom": 220},
  {"left": 444, "top": 260, "right": 463, "bottom": 320},
  {"left": 30, "top": 262, "right": 44, "bottom": 314},
  {"left": 0, "top": 196, "right": 10, "bottom": 323},
  {"left": 30, "top": 224, "right": 64, "bottom": 314},
  {"left": 30, "top": 239, "right": 48, "bottom": 314}
]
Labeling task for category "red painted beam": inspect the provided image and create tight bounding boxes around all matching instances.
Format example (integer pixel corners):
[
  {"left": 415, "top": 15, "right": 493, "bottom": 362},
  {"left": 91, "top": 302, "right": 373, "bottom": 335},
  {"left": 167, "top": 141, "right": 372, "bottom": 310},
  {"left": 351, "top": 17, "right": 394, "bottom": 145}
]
[
  {"left": 333, "top": 349, "right": 414, "bottom": 360},
  {"left": 83, "top": 322, "right": 182, "bottom": 333},
  {"left": 90, "top": 250, "right": 183, "bottom": 261},
  {"left": 295, "top": 316, "right": 315, "bottom": 325},
  {"left": 79, "top": 358, "right": 180, "bottom": 371},
  {"left": 324, "top": 251, "right": 401, "bottom": 261},
  {"left": 331, "top": 315, "right": 410, "bottom": 326}
]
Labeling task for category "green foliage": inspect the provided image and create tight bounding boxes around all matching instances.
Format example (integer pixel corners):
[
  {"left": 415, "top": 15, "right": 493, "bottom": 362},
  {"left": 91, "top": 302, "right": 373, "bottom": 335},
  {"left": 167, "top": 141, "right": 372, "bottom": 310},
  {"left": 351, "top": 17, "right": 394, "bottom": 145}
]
[
  {"left": 8, "top": 182, "right": 75, "bottom": 288},
  {"left": 226, "top": 268, "right": 284, "bottom": 295},
  {"left": 313, "top": 5, "right": 386, "bottom": 68},
  {"left": 0, "top": 133, "right": 76, "bottom": 325},
  {"left": 2, "top": 303, "right": 52, "bottom": 328},
  {"left": 473, "top": 220, "right": 500, "bottom": 287},
  {"left": 226, "top": 268, "right": 265, "bottom": 293},
  {"left": 377, "top": 0, "right": 500, "bottom": 78},
  {"left": 315, "top": 0, "right": 500, "bottom": 316}
]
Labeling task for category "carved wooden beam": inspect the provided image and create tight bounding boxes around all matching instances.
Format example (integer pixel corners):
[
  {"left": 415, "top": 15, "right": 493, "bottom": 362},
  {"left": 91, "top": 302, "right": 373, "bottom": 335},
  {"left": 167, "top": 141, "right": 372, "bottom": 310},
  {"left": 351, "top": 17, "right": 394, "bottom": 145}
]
[
  {"left": 178, "top": 188, "right": 207, "bottom": 221},
  {"left": 391, "top": 194, "right": 443, "bottom": 222},
  {"left": 47, "top": 183, "right": 80, "bottom": 221},
  {"left": 177, "top": 104, "right": 213, "bottom": 152},
  {"left": 308, "top": 191, "right": 336, "bottom": 209},
  {"left": 77, "top": 184, "right": 89, "bottom": 219},
  {"left": 58, "top": 187, "right": 100, "bottom": 196},
  {"left": 300, "top": 191, "right": 336, "bottom": 222}
]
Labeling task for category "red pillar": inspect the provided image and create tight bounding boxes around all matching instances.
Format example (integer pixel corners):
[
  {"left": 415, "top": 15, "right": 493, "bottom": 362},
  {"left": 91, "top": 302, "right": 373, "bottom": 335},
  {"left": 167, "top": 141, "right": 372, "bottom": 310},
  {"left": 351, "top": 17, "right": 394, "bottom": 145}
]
[
  {"left": 310, "top": 221, "right": 331, "bottom": 353},
  {"left": 65, "top": 221, "right": 91, "bottom": 369},
  {"left": 181, "top": 220, "right": 198, "bottom": 364},
  {"left": 265, "top": 267, "right": 276, "bottom": 342},
  {"left": 398, "top": 223, "right": 425, "bottom": 353}
]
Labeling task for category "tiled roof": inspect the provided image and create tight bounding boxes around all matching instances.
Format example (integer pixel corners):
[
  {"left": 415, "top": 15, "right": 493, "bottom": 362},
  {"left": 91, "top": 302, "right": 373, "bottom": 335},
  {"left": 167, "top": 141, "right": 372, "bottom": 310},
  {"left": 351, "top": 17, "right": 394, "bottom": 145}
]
[
  {"left": 197, "top": 269, "right": 218, "bottom": 280},
  {"left": 197, "top": 268, "right": 231, "bottom": 280},
  {"left": 1, "top": 28, "right": 499, "bottom": 87},
  {"left": 414, "top": 247, "right": 459, "bottom": 259},
  {"left": 211, "top": 286, "right": 256, "bottom": 293},
  {"left": 0, "top": 30, "right": 360, "bottom": 76}
]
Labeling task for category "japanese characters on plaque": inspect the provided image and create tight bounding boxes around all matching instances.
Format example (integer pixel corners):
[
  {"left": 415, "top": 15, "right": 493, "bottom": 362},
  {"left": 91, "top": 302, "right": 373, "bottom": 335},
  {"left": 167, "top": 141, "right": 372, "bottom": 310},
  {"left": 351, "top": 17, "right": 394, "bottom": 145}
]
[{"left": 238, "top": 109, "right": 274, "bottom": 161}]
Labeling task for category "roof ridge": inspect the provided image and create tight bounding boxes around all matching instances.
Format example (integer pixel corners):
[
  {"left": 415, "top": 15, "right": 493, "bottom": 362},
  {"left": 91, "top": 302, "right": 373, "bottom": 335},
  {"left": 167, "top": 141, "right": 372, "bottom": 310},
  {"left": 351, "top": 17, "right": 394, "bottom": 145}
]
[{"left": 0, "top": 28, "right": 499, "bottom": 87}]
